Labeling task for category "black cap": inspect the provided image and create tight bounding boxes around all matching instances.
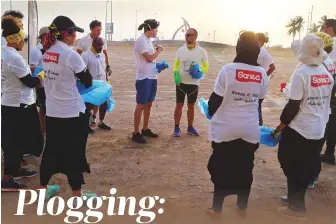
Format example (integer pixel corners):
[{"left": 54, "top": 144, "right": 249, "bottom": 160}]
[{"left": 52, "top": 16, "right": 84, "bottom": 33}]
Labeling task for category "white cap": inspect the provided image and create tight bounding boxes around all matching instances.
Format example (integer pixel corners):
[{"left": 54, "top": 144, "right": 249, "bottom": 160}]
[{"left": 39, "top": 26, "right": 49, "bottom": 36}]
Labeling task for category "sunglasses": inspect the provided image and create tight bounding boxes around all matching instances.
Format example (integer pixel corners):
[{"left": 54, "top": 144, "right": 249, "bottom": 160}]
[{"left": 185, "top": 34, "right": 195, "bottom": 37}]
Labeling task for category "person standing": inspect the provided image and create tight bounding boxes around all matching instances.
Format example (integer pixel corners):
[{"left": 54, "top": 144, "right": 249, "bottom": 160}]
[
  {"left": 77, "top": 20, "right": 111, "bottom": 133},
  {"left": 132, "top": 19, "right": 163, "bottom": 144},
  {"left": 273, "top": 35, "right": 333, "bottom": 220},
  {"left": 173, "top": 28, "right": 209, "bottom": 137},
  {"left": 1, "top": 15, "right": 44, "bottom": 191},
  {"left": 81, "top": 37, "right": 112, "bottom": 131},
  {"left": 256, "top": 33, "right": 275, "bottom": 126},
  {"left": 321, "top": 19, "right": 336, "bottom": 61},
  {"left": 206, "top": 31, "right": 267, "bottom": 219},
  {"left": 29, "top": 26, "right": 49, "bottom": 136},
  {"left": 40, "top": 16, "right": 94, "bottom": 200},
  {"left": 1, "top": 10, "right": 24, "bottom": 47}
]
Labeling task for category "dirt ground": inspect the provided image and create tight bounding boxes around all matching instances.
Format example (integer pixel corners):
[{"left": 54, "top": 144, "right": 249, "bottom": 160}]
[{"left": 1, "top": 42, "right": 336, "bottom": 224}]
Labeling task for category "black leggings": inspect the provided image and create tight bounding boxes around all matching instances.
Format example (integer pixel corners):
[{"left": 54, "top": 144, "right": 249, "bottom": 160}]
[{"left": 99, "top": 101, "right": 108, "bottom": 121}]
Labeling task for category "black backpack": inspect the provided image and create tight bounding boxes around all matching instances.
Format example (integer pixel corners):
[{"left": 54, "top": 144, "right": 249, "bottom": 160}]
[{"left": 322, "top": 61, "right": 336, "bottom": 109}]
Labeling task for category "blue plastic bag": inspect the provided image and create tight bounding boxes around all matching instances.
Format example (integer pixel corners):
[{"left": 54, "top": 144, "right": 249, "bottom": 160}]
[
  {"left": 106, "top": 97, "right": 116, "bottom": 112},
  {"left": 197, "top": 98, "right": 211, "bottom": 120},
  {"left": 77, "top": 80, "right": 112, "bottom": 107},
  {"left": 189, "top": 63, "right": 203, "bottom": 79},
  {"left": 32, "top": 66, "right": 43, "bottom": 77},
  {"left": 259, "top": 126, "right": 281, "bottom": 147},
  {"left": 156, "top": 61, "right": 169, "bottom": 73}
]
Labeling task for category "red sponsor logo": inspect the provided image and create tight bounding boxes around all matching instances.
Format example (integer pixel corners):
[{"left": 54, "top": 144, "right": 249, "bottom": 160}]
[
  {"left": 43, "top": 52, "right": 59, "bottom": 64},
  {"left": 311, "top": 74, "right": 331, "bottom": 87},
  {"left": 236, "top": 69, "right": 262, "bottom": 83}
]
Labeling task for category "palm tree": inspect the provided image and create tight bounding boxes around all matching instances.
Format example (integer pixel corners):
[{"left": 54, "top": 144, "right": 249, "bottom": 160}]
[
  {"left": 309, "top": 23, "right": 320, "bottom": 33},
  {"left": 295, "top": 16, "right": 305, "bottom": 40},
  {"left": 286, "top": 18, "right": 297, "bottom": 41},
  {"left": 318, "top": 15, "right": 328, "bottom": 27}
]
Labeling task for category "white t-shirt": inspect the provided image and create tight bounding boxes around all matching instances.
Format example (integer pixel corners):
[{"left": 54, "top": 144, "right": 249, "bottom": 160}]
[
  {"left": 1, "top": 36, "right": 7, "bottom": 46},
  {"left": 81, "top": 50, "right": 106, "bottom": 81},
  {"left": 134, "top": 34, "right": 157, "bottom": 80},
  {"left": 176, "top": 45, "right": 208, "bottom": 86},
  {"left": 288, "top": 64, "right": 334, "bottom": 139},
  {"left": 29, "top": 43, "right": 43, "bottom": 66},
  {"left": 77, "top": 34, "right": 107, "bottom": 52},
  {"left": 209, "top": 63, "right": 268, "bottom": 144},
  {"left": 1, "top": 46, "right": 35, "bottom": 106},
  {"left": 257, "top": 47, "right": 274, "bottom": 78},
  {"left": 42, "top": 40, "right": 86, "bottom": 118},
  {"left": 329, "top": 37, "right": 336, "bottom": 61}
]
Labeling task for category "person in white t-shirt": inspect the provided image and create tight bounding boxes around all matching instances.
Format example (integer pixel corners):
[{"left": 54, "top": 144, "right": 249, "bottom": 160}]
[
  {"left": 29, "top": 26, "right": 49, "bottom": 136},
  {"left": 173, "top": 28, "right": 209, "bottom": 137},
  {"left": 206, "top": 31, "right": 268, "bottom": 218},
  {"left": 1, "top": 15, "right": 44, "bottom": 191},
  {"left": 272, "top": 35, "right": 334, "bottom": 220},
  {"left": 132, "top": 19, "right": 163, "bottom": 144},
  {"left": 81, "top": 37, "right": 111, "bottom": 131},
  {"left": 40, "top": 16, "right": 95, "bottom": 201},
  {"left": 321, "top": 19, "right": 336, "bottom": 61},
  {"left": 76, "top": 20, "right": 111, "bottom": 75},
  {"left": 256, "top": 33, "right": 275, "bottom": 126}
]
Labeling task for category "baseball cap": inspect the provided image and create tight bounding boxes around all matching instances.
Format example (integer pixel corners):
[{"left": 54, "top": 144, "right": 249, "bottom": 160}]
[
  {"left": 291, "top": 34, "right": 327, "bottom": 66},
  {"left": 51, "top": 16, "right": 84, "bottom": 33},
  {"left": 39, "top": 26, "right": 49, "bottom": 36}
]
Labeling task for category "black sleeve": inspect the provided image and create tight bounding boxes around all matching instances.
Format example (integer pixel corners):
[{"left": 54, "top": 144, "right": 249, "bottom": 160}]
[
  {"left": 280, "top": 99, "right": 301, "bottom": 125},
  {"left": 208, "top": 92, "right": 224, "bottom": 117},
  {"left": 75, "top": 68, "right": 92, "bottom": 88},
  {"left": 19, "top": 74, "right": 40, "bottom": 88}
]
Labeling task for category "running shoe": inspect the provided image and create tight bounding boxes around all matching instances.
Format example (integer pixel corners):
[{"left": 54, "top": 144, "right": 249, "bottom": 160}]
[
  {"left": 13, "top": 169, "right": 38, "bottom": 180},
  {"left": 320, "top": 153, "right": 336, "bottom": 165},
  {"left": 98, "top": 122, "right": 112, "bottom": 130},
  {"left": 205, "top": 208, "right": 221, "bottom": 221},
  {"left": 141, "top": 129, "right": 159, "bottom": 138},
  {"left": 173, "top": 127, "right": 181, "bottom": 137},
  {"left": 132, "top": 132, "right": 147, "bottom": 144},
  {"left": 280, "top": 196, "right": 288, "bottom": 204},
  {"left": 72, "top": 190, "right": 97, "bottom": 207},
  {"left": 45, "top": 184, "right": 60, "bottom": 201},
  {"left": 187, "top": 126, "right": 199, "bottom": 136},
  {"left": 88, "top": 126, "right": 95, "bottom": 134},
  {"left": 1, "top": 178, "right": 27, "bottom": 192}
]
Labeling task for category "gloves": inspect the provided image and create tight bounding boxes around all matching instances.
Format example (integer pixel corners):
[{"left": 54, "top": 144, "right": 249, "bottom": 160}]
[
  {"left": 174, "top": 71, "right": 181, "bottom": 86},
  {"left": 189, "top": 63, "right": 203, "bottom": 79},
  {"left": 37, "top": 71, "right": 45, "bottom": 80},
  {"left": 271, "top": 127, "right": 282, "bottom": 140},
  {"left": 106, "top": 65, "right": 112, "bottom": 76}
]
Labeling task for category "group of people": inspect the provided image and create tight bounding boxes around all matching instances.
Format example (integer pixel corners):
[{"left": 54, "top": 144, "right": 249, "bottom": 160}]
[{"left": 1, "top": 8, "right": 336, "bottom": 221}]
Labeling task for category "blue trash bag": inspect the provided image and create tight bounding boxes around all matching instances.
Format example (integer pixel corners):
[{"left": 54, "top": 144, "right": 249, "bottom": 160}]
[
  {"left": 32, "top": 66, "right": 43, "bottom": 77},
  {"left": 77, "top": 80, "right": 112, "bottom": 107},
  {"left": 156, "top": 61, "right": 169, "bottom": 73},
  {"left": 189, "top": 63, "right": 203, "bottom": 79},
  {"left": 106, "top": 97, "right": 116, "bottom": 112},
  {"left": 259, "top": 126, "right": 281, "bottom": 147},
  {"left": 197, "top": 97, "right": 211, "bottom": 120}
]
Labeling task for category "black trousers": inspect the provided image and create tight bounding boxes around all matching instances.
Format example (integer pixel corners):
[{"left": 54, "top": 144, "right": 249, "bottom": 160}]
[
  {"left": 1, "top": 104, "right": 44, "bottom": 176},
  {"left": 278, "top": 127, "right": 324, "bottom": 212},
  {"left": 208, "top": 139, "right": 258, "bottom": 212},
  {"left": 40, "top": 113, "right": 90, "bottom": 191},
  {"left": 325, "top": 109, "right": 336, "bottom": 156},
  {"left": 258, "top": 101, "right": 263, "bottom": 126}
]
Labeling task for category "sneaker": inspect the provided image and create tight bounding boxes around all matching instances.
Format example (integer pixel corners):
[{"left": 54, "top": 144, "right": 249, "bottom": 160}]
[
  {"left": 1, "top": 178, "right": 27, "bottom": 192},
  {"left": 141, "top": 129, "right": 159, "bottom": 138},
  {"left": 205, "top": 208, "right": 221, "bottom": 221},
  {"left": 320, "top": 153, "right": 336, "bottom": 165},
  {"left": 44, "top": 185, "right": 60, "bottom": 201},
  {"left": 280, "top": 196, "right": 288, "bottom": 205},
  {"left": 89, "top": 116, "right": 97, "bottom": 127},
  {"left": 132, "top": 132, "right": 147, "bottom": 144},
  {"left": 88, "top": 126, "right": 95, "bottom": 134},
  {"left": 187, "top": 126, "right": 199, "bottom": 136},
  {"left": 308, "top": 182, "right": 316, "bottom": 189},
  {"left": 277, "top": 207, "right": 307, "bottom": 221},
  {"left": 98, "top": 122, "right": 112, "bottom": 131},
  {"left": 23, "top": 154, "right": 32, "bottom": 157},
  {"left": 173, "top": 127, "right": 181, "bottom": 137},
  {"left": 73, "top": 190, "right": 97, "bottom": 207},
  {"left": 13, "top": 169, "right": 38, "bottom": 180}
]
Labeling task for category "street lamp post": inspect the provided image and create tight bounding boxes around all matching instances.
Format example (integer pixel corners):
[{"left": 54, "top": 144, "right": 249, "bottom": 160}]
[
  {"left": 110, "top": 0, "right": 112, "bottom": 41},
  {"left": 135, "top": 10, "right": 138, "bottom": 40},
  {"left": 105, "top": 1, "right": 108, "bottom": 41}
]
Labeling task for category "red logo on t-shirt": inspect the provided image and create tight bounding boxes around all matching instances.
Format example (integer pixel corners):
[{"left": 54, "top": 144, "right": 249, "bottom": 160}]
[
  {"left": 43, "top": 52, "right": 59, "bottom": 64},
  {"left": 311, "top": 74, "right": 331, "bottom": 87},
  {"left": 236, "top": 69, "right": 262, "bottom": 83}
]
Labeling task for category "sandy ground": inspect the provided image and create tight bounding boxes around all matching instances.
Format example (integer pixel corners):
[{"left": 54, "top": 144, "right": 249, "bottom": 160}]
[{"left": 1, "top": 42, "right": 336, "bottom": 224}]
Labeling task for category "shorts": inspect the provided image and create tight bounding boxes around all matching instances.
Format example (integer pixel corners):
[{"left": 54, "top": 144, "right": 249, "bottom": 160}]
[
  {"left": 135, "top": 78, "right": 157, "bottom": 104},
  {"left": 36, "top": 87, "right": 46, "bottom": 109},
  {"left": 176, "top": 83, "right": 199, "bottom": 104}
]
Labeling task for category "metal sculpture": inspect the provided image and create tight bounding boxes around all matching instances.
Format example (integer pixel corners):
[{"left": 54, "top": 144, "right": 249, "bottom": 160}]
[{"left": 172, "top": 18, "right": 190, "bottom": 40}]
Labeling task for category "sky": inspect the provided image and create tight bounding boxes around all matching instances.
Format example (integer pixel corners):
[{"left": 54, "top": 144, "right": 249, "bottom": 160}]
[{"left": 1, "top": 0, "right": 336, "bottom": 47}]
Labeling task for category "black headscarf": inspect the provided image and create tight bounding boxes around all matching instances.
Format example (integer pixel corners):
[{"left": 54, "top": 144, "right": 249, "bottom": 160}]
[
  {"left": 233, "top": 31, "right": 260, "bottom": 66},
  {"left": 138, "top": 19, "right": 160, "bottom": 32}
]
